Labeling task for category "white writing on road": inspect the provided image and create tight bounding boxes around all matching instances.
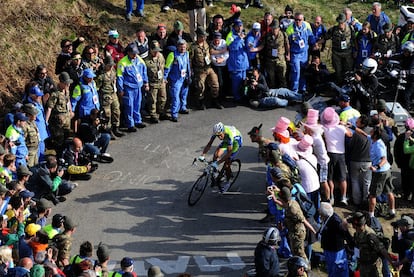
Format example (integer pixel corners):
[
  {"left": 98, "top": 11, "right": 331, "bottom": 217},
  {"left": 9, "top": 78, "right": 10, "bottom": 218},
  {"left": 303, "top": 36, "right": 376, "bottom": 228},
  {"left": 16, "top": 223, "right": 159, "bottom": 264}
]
[{"left": 108, "top": 253, "right": 246, "bottom": 275}]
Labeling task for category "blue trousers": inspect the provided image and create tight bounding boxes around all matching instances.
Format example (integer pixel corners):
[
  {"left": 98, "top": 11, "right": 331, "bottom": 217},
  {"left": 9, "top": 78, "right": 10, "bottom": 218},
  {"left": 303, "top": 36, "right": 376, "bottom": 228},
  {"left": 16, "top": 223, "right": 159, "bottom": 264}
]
[
  {"left": 122, "top": 87, "right": 142, "bottom": 128},
  {"left": 126, "top": 0, "right": 144, "bottom": 14},
  {"left": 290, "top": 52, "right": 308, "bottom": 92},
  {"left": 324, "top": 249, "right": 349, "bottom": 277},
  {"left": 169, "top": 79, "right": 188, "bottom": 118},
  {"left": 230, "top": 70, "right": 246, "bottom": 101},
  {"left": 84, "top": 133, "right": 111, "bottom": 155}
]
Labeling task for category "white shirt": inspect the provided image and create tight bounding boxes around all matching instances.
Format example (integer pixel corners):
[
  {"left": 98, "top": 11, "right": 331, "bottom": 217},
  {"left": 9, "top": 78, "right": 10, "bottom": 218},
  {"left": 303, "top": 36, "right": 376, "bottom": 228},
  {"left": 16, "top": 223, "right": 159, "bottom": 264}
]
[
  {"left": 312, "top": 133, "right": 330, "bottom": 165},
  {"left": 296, "top": 153, "right": 319, "bottom": 193},
  {"left": 323, "top": 125, "right": 347, "bottom": 154}
]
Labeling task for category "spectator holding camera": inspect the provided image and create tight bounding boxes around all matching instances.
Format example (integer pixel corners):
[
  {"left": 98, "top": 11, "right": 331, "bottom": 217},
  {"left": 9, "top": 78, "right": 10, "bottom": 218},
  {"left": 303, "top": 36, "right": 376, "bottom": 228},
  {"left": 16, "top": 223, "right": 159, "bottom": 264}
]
[
  {"left": 27, "top": 155, "right": 77, "bottom": 205},
  {"left": 77, "top": 109, "right": 112, "bottom": 159},
  {"left": 61, "top": 137, "right": 95, "bottom": 181}
]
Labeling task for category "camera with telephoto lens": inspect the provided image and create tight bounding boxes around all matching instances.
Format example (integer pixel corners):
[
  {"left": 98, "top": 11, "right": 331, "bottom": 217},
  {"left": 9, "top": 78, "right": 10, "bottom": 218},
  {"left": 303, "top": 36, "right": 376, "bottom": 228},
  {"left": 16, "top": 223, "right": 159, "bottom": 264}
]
[{"left": 58, "top": 158, "right": 68, "bottom": 172}]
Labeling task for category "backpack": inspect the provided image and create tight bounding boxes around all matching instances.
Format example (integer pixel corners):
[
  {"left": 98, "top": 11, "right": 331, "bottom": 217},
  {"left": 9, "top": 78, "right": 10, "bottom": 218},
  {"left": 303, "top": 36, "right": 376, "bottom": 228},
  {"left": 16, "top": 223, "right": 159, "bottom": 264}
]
[
  {"left": 292, "top": 184, "right": 316, "bottom": 219},
  {"left": 368, "top": 216, "right": 391, "bottom": 250},
  {"left": 267, "top": 143, "right": 301, "bottom": 185}
]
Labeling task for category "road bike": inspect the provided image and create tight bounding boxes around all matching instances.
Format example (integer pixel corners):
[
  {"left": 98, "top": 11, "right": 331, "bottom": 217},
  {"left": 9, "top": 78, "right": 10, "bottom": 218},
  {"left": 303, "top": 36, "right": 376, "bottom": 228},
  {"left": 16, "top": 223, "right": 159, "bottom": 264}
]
[{"left": 188, "top": 158, "right": 241, "bottom": 206}]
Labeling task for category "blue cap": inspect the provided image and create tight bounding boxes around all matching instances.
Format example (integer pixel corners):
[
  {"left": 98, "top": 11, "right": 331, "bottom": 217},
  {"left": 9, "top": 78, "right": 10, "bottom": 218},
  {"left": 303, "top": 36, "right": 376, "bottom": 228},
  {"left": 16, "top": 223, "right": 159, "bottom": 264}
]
[
  {"left": 82, "top": 68, "right": 96, "bottom": 79},
  {"left": 126, "top": 43, "right": 139, "bottom": 54},
  {"left": 30, "top": 86, "right": 44, "bottom": 97},
  {"left": 19, "top": 190, "right": 35, "bottom": 199},
  {"left": 234, "top": 19, "right": 243, "bottom": 26},
  {"left": 338, "top": 94, "right": 350, "bottom": 102},
  {"left": 15, "top": 112, "right": 28, "bottom": 121},
  {"left": 120, "top": 257, "right": 134, "bottom": 268}
]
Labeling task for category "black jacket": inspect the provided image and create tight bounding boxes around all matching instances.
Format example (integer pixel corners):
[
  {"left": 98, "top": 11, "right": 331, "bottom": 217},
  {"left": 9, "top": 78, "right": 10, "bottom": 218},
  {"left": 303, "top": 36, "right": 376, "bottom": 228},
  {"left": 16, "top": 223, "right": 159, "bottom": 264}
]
[{"left": 254, "top": 241, "right": 279, "bottom": 277}]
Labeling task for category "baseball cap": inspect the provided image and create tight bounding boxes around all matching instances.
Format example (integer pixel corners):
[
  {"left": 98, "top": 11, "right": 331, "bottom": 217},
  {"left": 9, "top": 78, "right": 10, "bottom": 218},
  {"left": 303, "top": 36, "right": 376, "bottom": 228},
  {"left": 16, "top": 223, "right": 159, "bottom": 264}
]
[
  {"left": 338, "top": 94, "right": 350, "bottom": 102},
  {"left": 121, "top": 257, "right": 134, "bottom": 268},
  {"left": 252, "top": 22, "right": 261, "bottom": 30},
  {"left": 13, "top": 102, "right": 23, "bottom": 111},
  {"left": 108, "top": 30, "right": 119, "bottom": 38},
  {"left": 82, "top": 68, "right": 96, "bottom": 79},
  {"left": 213, "top": 32, "right": 222, "bottom": 39},
  {"left": 15, "top": 112, "right": 28, "bottom": 121},
  {"left": 19, "top": 189, "right": 35, "bottom": 199},
  {"left": 157, "top": 23, "right": 166, "bottom": 30},
  {"left": 25, "top": 223, "right": 41, "bottom": 236},
  {"left": 234, "top": 19, "right": 243, "bottom": 26},
  {"left": 30, "top": 86, "right": 44, "bottom": 97},
  {"left": 126, "top": 43, "right": 139, "bottom": 54}
]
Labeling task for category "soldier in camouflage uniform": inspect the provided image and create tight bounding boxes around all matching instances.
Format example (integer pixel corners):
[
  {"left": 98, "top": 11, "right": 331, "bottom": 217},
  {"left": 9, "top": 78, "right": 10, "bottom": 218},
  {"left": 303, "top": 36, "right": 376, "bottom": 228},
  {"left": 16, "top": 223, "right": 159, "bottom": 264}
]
[
  {"left": 349, "top": 212, "right": 395, "bottom": 277},
  {"left": 257, "top": 20, "right": 290, "bottom": 88},
  {"left": 95, "top": 56, "right": 124, "bottom": 138},
  {"left": 189, "top": 27, "right": 223, "bottom": 110},
  {"left": 144, "top": 41, "right": 169, "bottom": 123},
  {"left": 278, "top": 187, "right": 316, "bottom": 263},
  {"left": 45, "top": 72, "right": 74, "bottom": 149},
  {"left": 23, "top": 103, "right": 40, "bottom": 168},
  {"left": 52, "top": 216, "right": 77, "bottom": 269}
]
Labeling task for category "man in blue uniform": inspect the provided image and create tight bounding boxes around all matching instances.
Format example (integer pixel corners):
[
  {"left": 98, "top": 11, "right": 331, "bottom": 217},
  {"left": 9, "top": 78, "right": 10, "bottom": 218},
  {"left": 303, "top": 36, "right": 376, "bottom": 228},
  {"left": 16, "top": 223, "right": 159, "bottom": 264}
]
[
  {"left": 164, "top": 39, "right": 191, "bottom": 122},
  {"left": 117, "top": 44, "right": 149, "bottom": 132},
  {"left": 286, "top": 12, "right": 316, "bottom": 93}
]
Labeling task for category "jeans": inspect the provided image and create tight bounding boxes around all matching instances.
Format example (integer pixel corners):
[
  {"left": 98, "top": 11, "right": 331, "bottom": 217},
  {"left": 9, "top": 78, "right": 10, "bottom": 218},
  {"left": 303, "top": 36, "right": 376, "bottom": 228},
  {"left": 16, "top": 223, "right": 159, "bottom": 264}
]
[
  {"left": 84, "top": 133, "right": 111, "bottom": 155},
  {"left": 268, "top": 88, "right": 303, "bottom": 102},
  {"left": 126, "top": 0, "right": 144, "bottom": 15}
]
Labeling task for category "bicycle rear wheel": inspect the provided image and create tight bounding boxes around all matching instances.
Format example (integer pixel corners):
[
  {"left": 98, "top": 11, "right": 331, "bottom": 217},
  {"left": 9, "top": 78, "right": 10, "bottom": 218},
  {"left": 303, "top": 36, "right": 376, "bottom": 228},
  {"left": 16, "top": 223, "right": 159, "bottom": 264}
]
[
  {"left": 188, "top": 173, "right": 209, "bottom": 206},
  {"left": 218, "top": 159, "right": 241, "bottom": 191}
]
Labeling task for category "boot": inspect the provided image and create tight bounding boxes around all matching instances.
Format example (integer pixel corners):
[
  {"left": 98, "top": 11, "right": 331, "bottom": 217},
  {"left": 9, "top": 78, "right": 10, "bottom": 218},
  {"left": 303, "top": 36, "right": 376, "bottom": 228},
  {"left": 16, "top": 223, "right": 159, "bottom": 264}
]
[
  {"left": 243, "top": 0, "right": 251, "bottom": 9},
  {"left": 197, "top": 99, "right": 206, "bottom": 110},
  {"left": 212, "top": 98, "right": 224, "bottom": 109},
  {"left": 112, "top": 126, "right": 125, "bottom": 137},
  {"left": 110, "top": 130, "right": 116, "bottom": 140}
]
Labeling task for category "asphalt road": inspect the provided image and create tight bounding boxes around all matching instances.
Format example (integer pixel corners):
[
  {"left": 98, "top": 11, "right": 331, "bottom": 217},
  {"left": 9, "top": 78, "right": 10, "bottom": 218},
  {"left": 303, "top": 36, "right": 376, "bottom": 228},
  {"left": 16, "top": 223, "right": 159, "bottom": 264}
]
[{"left": 52, "top": 103, "right": 301, "bottom": 277}]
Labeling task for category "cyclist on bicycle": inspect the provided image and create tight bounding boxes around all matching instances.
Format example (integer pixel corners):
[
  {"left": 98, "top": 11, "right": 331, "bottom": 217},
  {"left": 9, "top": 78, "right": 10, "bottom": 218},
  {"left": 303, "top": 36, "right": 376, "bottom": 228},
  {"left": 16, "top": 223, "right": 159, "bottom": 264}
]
[{"left": 199, "top": 122, "right": 243, "bottom": 192}]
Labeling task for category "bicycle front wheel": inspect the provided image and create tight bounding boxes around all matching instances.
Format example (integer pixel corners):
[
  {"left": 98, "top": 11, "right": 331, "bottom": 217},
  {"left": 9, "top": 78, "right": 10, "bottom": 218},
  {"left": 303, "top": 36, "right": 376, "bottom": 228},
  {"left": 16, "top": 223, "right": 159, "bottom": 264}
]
[{"left": 188, "top": 173, "right": 209, "bottom": 206}]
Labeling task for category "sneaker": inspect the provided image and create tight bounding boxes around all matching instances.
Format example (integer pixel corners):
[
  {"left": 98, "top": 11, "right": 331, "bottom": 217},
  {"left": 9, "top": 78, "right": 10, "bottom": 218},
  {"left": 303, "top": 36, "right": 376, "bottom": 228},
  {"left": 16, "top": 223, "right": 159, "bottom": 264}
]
[
  {"left": 207, "top": 2, "right": 214, "bottom": 7},
  {"left": 149, "top": 117, "right": 159, "bottom": 124},
  {"left": 159, "top": 114, "right": 171, "bottom": 120},
  {"left": 219, "top": 181, "right": 231, "bottom": 193},
  {"left": 179, "top": 109, "right": 189, "bottom": 114},
  {"left": 162, "top": 5, "right": 170, "bottom": 12},
  {"left": 338, "top": 198, "right": 348, "bottom": 206},
  {"left": 385, "top": 213, "right": 396, "bottom": 220},
  {"left": 171, "top": 117, "right": 178, "bottom": 122},
  {"left": 303, "top": 92, "right": 315, "bottom": 102},
  {"left": 125, "top": 13, "right": 132, "bottom": 21}
]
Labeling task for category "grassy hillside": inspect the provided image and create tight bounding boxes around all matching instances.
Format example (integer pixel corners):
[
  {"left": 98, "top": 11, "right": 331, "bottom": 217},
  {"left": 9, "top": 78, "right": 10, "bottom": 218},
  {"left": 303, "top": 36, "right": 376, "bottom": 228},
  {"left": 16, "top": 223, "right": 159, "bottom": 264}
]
[{"left": 0, "top": 0, "right": 400, "bottom": 110}]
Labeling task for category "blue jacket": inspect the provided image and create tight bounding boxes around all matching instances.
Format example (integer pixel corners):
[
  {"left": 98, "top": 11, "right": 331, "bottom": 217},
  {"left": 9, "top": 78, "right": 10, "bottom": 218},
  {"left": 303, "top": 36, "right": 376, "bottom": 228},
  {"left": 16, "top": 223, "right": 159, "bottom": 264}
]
[
  {"left": 245, "top": 30, "right": 261, "bottom": 60},
  {"left": 117, "top": 55, "right": 148, "bottom": 89},
  {"left": 71, "top": 78, "right": 100, "bottom": 119},
  {"left": 164, "top": 50, "right": 191, "bottom": 82},
  {"left": 366, "top": 12, "right": 390, "bottom": 35},
  {"left": 286, "top": 22, "right": 316, "bottom": 54},
  {"left": 226, "top": 29, "right": 249, "bottom": 72}
]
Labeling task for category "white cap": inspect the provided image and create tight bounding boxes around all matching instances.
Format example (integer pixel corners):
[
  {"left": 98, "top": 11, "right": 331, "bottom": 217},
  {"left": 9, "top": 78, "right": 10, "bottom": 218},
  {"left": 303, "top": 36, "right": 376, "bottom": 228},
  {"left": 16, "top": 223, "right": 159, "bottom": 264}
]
[
  {"left": 108, "top": 30, "right": 119, "bottom": 37},
  {"left": 252, "top": 22, "right": 261, "bottom": 30}
]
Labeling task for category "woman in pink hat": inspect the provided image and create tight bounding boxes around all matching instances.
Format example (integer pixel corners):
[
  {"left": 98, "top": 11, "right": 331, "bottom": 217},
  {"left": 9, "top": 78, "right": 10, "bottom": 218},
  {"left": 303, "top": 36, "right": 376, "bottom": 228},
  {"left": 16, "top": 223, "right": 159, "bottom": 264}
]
[
  {"left": 272, "top": 117, "right": 299, "bottom": 160},
  {"left": 320, "top": 107, "right": 352, "bottom": 206},
  {"left": 303, "top": 109, "right": 330, "bottom": 203}
]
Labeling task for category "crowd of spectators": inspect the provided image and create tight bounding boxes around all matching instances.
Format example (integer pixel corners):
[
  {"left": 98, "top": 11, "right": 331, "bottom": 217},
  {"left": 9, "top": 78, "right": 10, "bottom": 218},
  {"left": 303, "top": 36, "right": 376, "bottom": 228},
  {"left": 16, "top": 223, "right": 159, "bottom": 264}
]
[{"left": 3, "top": 0, "right": 414, "bottom": 276}]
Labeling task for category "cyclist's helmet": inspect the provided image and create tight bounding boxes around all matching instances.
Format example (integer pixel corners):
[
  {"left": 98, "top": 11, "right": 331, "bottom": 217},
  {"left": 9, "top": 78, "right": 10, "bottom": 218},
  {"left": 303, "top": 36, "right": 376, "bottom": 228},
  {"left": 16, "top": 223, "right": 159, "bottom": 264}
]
[
  {"left": 262, "top": 227, "right": 281, "bottom": 246},
  {"left": 402, "top": 41, "right": 414, "bottom": 55},
  {"left": 287, "top": 256, "right": 308, "bottom": 274},
  {"left": 361, "top": 58, "right": 378, "bottom": 75},
  {"left": 213, "top": 122, "right": 225, "bottom": 135}
]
